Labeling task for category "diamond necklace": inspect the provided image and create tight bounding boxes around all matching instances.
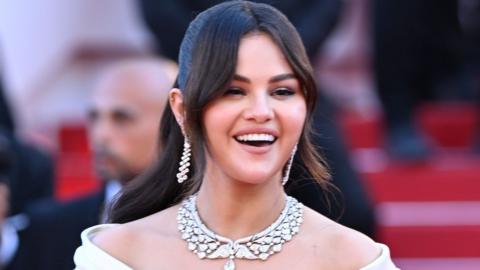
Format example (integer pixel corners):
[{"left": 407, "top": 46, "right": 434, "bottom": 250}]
[{"left": 177, "top": 194, "right": 304, "bottom": 270}]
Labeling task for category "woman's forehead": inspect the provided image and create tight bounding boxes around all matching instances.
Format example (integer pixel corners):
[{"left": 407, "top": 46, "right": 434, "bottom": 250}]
[{"left": 234, "top": 34, "right": 293, "bottom": 80}]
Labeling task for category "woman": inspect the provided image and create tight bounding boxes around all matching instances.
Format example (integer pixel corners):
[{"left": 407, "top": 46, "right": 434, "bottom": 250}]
[{"left": 74, "top": 1, "right": 399, "bottom": 269}]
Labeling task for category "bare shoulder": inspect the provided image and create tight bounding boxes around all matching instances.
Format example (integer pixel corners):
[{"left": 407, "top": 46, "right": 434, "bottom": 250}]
[
  {"left": 93, "top": 204, "right": 181, "bottom": 264},
  {"left": 92, "top": 223, "right": 137, "bottom": 261},
  {"left": 302, "top": 207, "right": 381, "bottom": 269}
]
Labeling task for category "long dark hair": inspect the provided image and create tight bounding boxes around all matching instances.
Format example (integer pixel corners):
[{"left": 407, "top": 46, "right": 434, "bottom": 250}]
[{"left": 110, "top": 1, "right": 330, "bottom": 223}]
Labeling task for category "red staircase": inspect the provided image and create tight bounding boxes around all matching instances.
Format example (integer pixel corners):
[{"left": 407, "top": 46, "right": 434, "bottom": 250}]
[{"left": 340, "top": 102, "right": 480, "bottom": 269}]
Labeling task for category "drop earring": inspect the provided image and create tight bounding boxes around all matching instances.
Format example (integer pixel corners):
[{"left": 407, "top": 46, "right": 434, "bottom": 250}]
[
  {"left": 282, "top": 144, "right": 297, "bottom": 186},
  {"left": 177, "top": 136, "right": 191, "bottom": 184}
]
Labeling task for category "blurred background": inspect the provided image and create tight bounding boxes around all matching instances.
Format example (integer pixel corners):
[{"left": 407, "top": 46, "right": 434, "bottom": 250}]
[{"left": 0, "top": 0, "right": 479, "bottom": 269}]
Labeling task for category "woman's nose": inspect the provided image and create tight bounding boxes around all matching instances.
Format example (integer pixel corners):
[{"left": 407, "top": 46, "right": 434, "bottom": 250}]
[{"left": 243, "top": 94, "right": 274, "bottom": 123}]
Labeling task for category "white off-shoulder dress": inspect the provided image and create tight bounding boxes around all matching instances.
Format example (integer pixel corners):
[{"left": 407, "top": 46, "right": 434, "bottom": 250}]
[{"left": 74, "top": 224, "right": 400, "bottom": 270}]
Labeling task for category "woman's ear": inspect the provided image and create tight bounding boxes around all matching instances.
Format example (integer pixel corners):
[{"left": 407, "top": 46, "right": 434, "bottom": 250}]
[{"left": 169, "top": 88, "right": 186, "bottom": 132}]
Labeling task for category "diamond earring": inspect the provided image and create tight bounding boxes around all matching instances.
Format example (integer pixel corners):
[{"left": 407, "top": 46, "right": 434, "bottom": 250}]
[
  {"left": 177, "top": 137, "right": 191, "bottom": 183},
  {"left": 282, "top": 144, "right": 297, "bottom": 186}
]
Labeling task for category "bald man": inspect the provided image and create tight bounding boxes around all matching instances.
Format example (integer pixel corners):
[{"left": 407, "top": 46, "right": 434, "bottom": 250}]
[
  {"left": 4, "top": 58, "right": 175, "bottom": 270},
  {"left": 89, "top": 59, "right": 171, "bottom": 186}
]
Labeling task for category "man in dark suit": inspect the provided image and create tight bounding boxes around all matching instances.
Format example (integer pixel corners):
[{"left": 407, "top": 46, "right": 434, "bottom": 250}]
[
  {"left": 0, "top": 78, "right": 54, "bottom": 267},
  {"left": 2, "top": 58, "right": 174, "bottom": 270}
]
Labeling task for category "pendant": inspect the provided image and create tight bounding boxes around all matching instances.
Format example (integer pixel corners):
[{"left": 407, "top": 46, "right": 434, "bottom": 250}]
[{"left": 224, "top": 258, "right": 235, "bottom": 270}]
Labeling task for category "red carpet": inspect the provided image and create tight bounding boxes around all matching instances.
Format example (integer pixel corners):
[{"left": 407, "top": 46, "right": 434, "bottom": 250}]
[{"left": 341, "top": 102, "right": 480, "bottom": 269}]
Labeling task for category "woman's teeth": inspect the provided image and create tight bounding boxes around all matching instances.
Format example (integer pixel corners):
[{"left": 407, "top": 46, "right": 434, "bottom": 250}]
[
  {"left": 235, "top": 133, "right": 275, "bottom": 142},
  {"left": 234, "top": 133, "right": 276, "bottom": 147}
]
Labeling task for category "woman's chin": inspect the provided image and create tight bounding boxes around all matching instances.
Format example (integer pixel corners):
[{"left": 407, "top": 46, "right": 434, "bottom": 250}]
[{"left": 232, "top": 172, "right": 281, "bottom": 186}]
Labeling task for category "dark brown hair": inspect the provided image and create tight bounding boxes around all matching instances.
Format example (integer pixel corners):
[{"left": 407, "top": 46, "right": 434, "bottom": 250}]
[{"left": 110, "top": 0, "right": 330, "bottom": 223}]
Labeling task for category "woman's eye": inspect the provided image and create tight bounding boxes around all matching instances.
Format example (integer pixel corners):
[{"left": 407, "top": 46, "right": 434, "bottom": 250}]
[
  {"left": 273, "top": 88, "right": 295, "bottom": 96},
  {"left": 224, "top": 88, "right": 245, "bottom": 96}
]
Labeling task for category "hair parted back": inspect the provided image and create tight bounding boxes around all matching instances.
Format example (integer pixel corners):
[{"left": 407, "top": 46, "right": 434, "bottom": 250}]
[{"left": 110, "top": 0, "right": 330, "bottom": 224}]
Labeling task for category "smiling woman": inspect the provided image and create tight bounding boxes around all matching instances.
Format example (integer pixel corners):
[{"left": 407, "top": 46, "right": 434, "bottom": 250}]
[{"left": 73, "top": 1, "right": 399, "bottom": 270}]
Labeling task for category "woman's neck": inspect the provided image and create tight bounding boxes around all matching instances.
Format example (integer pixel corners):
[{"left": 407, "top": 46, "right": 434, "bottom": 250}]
[{"left": 195, "top": 170, "right": 286, "bottom": 240}]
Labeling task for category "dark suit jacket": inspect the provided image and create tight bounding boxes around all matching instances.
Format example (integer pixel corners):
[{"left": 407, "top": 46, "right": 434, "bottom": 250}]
[
  {"left": 7, "top": 139, "right": 54, "bottom": 216},
  {"left": 6, "top": 191, "right": 104, "bottom": 270},
  {"left": 1, "top": 82, "right": 54, "bottom": 216}
]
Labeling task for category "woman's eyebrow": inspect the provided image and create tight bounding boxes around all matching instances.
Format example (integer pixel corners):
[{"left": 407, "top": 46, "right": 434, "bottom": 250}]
[
  {"left": 232, "top": 73, "right": 297, "bottom": 83},
  {"left": 232, "top": 74, "right": 250, "bottom": 83},
  {"left": 269, "top": 73, "right": 296, "bottom": 83}
]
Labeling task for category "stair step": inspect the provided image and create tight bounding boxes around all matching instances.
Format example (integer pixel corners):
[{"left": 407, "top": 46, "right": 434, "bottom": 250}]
[
  {"left": 55, "top": 153, "right": 99, "bottom": 200},
  {"left": 58, "top": 124, "right": 90, "bottom": 153},
  {"left": 338, "top": 102, "right": 480, "bottom": 262},
  {"left": 377, "top": 202, "right": 480, "bottom": 227},
  {"left": 418, "top": 103, "right": 478, "bottom": 148},
  {"left": 376, "top": 202, "right": 480, "bottom": 258},
  {"left": 379, "top": 225, "right": 480, "bottom": 257},
  {"left": 354, "top": 149, "right": 480, "bottom": 202},
  {"left": 340, "top": 102, "right": 478, "bottom": 149}
]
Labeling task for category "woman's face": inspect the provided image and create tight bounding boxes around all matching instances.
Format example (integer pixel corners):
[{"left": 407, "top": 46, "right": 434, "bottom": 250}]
[{"left": 202, "top": 33, "right": 307, "bottom": 185}]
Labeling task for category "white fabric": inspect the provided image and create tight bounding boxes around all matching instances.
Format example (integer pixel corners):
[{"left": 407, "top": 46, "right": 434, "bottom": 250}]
[
  {"left": 105, "top": 181, "right": 122, "bottom": 205},
  {"left": 0, "top": 221, "right": 19, "bottom": 266},
  {"left": 74, "top": 224, "right": 400, "bottom": 270},
  {"left": 74, "top": 224, "right": 131, "bottom": 270},
  {"left": 0, "top": 214, "right": 30, "bottom": 267},
  {"left": 101, "top": 181, "right": 122, "bottom": 223},
  {"left": 360, "top": 243, "right": 400, "bottom": 270}
]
